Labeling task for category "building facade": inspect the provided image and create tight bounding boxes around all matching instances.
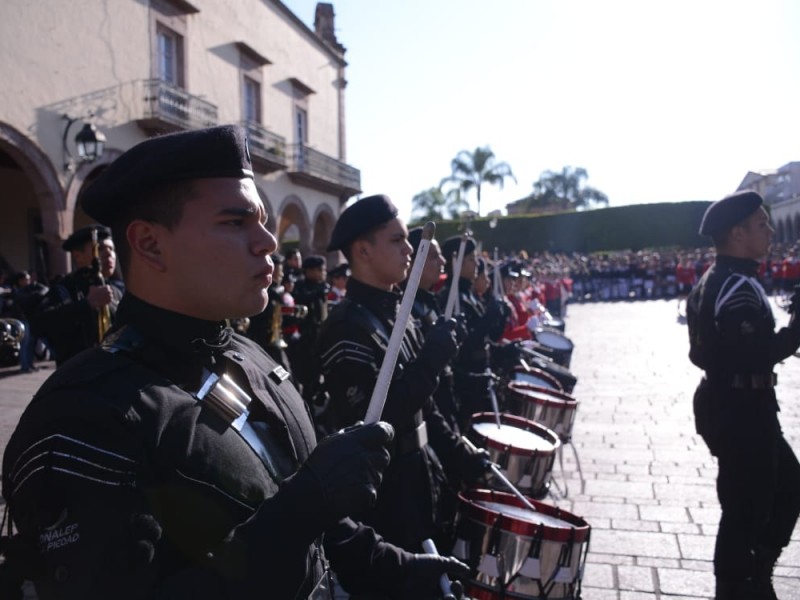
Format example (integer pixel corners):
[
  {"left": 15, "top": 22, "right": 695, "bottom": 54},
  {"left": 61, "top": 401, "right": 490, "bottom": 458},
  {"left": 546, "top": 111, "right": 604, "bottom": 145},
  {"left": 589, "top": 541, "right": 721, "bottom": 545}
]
[
  {"left": 0, "top": 0, "right": 358, "bottom": 280},
  {"left": 737, "top": 162, "right": 800, "bottom": 245}
]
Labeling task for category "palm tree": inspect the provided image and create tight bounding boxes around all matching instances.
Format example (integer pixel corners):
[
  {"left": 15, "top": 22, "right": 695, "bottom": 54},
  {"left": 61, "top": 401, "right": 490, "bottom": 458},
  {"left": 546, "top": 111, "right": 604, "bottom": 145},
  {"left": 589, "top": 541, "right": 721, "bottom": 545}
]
[
  {"left": 529, "top": 166, "right": 608, "bottom": 211},
  {"left": 441, "top": 146, "right": 516, "bottom": 216},
  {"left": 411, "top": 187, "right": 471, "bottom": 223}
]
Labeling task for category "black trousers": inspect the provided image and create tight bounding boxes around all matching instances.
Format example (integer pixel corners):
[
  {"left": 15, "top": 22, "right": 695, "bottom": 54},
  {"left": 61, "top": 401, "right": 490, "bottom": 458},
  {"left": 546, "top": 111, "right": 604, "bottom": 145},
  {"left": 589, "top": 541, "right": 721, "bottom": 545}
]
[{"left": 694, "top": 383, "right": 800, "bottom": 579}]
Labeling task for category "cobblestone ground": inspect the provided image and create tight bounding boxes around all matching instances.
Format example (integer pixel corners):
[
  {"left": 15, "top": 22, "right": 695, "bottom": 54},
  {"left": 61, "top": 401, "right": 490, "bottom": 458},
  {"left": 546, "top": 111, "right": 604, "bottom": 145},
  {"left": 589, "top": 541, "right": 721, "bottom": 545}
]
[{"left": 0, "top": 297, "right": 799, "bottom": 598}]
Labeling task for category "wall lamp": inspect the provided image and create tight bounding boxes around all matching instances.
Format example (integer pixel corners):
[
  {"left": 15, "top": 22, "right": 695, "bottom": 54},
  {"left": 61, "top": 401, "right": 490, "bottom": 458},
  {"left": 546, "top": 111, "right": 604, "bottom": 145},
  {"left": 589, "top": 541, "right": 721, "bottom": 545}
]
[{"left": 62, "top": 114, "right": 106, "bottom": 172}]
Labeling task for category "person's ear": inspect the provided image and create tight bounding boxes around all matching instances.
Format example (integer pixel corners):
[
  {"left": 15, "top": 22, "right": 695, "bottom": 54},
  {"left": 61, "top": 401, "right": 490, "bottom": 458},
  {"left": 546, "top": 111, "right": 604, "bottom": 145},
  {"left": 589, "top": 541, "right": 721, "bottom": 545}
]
[{"left": 127, "top": 220, "right": 168, "bottom": 273}]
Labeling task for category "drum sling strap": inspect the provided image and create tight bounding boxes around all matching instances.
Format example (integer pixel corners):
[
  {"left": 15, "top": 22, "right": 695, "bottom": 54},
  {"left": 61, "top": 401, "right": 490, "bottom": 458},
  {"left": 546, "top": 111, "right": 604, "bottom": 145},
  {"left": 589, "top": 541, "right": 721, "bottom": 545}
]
[{"left": 103, "top": 325, "right": 333, "bottom": 600}]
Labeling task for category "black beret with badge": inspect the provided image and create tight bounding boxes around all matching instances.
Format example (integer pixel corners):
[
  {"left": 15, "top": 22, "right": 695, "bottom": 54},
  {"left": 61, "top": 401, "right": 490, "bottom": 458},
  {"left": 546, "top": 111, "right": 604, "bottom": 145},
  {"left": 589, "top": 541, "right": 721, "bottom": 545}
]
[
  {"left": 699, "top": 190, "right": 764, "bottom": 236},
  {"left": 62, "top": 224, "right": 112, "bottom": 251},
  {"left": 327, "top": 194, "right": 399, "bottom": 252},
  {"left": 328, "top": 263, "right": 351, "bottom": 279},
  {"left": 80, "top": 125, "right": 254, "bottom": 226}
]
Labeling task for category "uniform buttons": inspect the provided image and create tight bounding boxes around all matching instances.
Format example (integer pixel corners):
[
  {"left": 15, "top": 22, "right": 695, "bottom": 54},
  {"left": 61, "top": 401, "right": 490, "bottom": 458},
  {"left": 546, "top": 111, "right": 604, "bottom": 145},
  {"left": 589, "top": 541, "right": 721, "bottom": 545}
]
[{"left": 231, "top": 352, "right": 244, "bottom": 362}]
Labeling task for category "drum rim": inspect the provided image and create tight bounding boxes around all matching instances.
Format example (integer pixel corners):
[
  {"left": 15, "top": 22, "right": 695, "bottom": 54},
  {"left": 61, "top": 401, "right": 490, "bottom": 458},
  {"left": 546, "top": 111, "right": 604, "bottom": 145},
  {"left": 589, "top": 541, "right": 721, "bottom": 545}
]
[
  {"left": 508, "top": 381, "right": 577, "bottom": 406},
  {"left": 510, "top": 366, "right": 563, "bottom": 391},
  {"left": 459, "top": 488, "right": 591, "bottom": 541},
  {"left": 534, "top": 330, "right": 574, "bottom": 351},
  {"left": 468, "top": 412, "right": 560, "bottom": 455}
]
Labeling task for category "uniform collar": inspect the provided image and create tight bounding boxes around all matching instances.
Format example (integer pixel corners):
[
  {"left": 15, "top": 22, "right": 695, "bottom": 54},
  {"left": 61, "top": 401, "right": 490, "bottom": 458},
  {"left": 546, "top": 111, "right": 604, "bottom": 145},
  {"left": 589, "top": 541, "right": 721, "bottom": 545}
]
[
  {"left": 114, "top": 293, "right": 233, "bottom": 356},
  {"left": 716, "top": 254, "right": 760, "bottom": 276},
  {"left": 346, "top": 277, "right": 401, "bottom": 321}
]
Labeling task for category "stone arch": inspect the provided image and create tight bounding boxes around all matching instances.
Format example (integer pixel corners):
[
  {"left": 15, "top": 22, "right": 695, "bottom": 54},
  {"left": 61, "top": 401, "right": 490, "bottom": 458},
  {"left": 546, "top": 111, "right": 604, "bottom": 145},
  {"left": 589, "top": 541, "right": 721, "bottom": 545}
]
[
  {"left": 776, "top": 219, "right": 786, "bottom": 244},
  {"left": 276, "top": 194, "right": 311, "bottom": 256},
  {"left": 0, "top": 122, "right": 67, "bottom": 277},
  {"left": 255, "top": 183, "right": 277, "bottom": 235},
  {"left": 311, "top": 203, "right": 337, "bottom": 260}
]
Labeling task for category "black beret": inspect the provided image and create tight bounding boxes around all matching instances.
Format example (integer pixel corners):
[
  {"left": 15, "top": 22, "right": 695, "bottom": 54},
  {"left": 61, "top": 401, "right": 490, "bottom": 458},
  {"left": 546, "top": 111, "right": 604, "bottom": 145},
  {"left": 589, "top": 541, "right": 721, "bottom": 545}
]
[
  {"left": 329, "top": 263, "right": 351, "bottom": 278},
  {"left": 699, "top": 190, "right": 764, "bottom": 236},
  {"left": 62, "top": 224, "right": 111, "bottom": 251},
  {"left": 302, "top": 255, "right": 326, "bottom": 269},
  {"left": 81, "top": 125, "right": 254, "bottom": 225},
  {"left": 327, "top": 194, "right": 399, "bottom": 252},
  {"left": 500, "top": 261, "right": 520, "bottom": 279},
  {"left": 441, "top": 236, "right": 476, "bottom": 264},
  {"left": 407, "top": 227, "right": 423, "bottom": 255},
  {"left": 271, "top": 252, "right": 285, "bottom": 265}
]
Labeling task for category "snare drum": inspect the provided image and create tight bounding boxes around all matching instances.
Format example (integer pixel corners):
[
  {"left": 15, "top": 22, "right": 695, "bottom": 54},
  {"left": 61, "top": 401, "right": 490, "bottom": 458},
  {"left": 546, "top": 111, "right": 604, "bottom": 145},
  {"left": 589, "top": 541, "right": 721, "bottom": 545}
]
[
  {"left": 532, "top": 328, "right": 574, "bottom": 368},
  {"left": 510, "top": 365, "right": 563, "bottom": 392},
  {"left": 506, "top": 382, "right": 578, "bottom": 443},
  {"left": 452, "top": 489, "right": 590, "bottom": 600},
  {"left": 519, "top": 343, "right": 577, "bottom": 394},
  {"left": 467, "top": 413, "right": 560, "bottom": 499}
]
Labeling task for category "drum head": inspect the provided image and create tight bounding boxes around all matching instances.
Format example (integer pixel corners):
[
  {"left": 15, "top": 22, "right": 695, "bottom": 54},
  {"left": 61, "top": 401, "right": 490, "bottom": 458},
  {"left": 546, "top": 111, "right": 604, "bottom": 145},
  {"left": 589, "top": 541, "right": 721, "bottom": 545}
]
[
  {"left": 470, "top": 413, "right": 559, "bottom": 455},
  {"left": 511, "top": 366, "right": 562, "bottom": 391},
  {"left": 534, "top": 329, "right": 573, "bottom": 351}
]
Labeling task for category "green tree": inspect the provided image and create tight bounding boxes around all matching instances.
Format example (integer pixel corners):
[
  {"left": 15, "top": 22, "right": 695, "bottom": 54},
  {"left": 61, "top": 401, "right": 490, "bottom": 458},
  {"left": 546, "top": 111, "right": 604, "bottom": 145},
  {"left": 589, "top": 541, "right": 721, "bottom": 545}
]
[
  {"left": 441, "top": 146, "right": 516, "bottom": 216},
  {"left": 411, "top": 187, "right": 470, "bottom": 222},
  {"left": 527, "top": 166, "right": 608, "bottom": 211}
]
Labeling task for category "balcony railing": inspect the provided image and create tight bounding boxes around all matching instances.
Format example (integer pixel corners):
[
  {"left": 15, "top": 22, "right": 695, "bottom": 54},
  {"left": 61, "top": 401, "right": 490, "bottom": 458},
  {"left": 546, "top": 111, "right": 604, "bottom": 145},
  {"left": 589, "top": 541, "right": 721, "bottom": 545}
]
[
  {"left": 136, "top": 79, "right": 218, "bottom": 132},
  {"left": 289, "top": 144, "right": 361, "bottom": 198},
  {"left": 242, "top": 121, "right": 287, "bottom": 173}
]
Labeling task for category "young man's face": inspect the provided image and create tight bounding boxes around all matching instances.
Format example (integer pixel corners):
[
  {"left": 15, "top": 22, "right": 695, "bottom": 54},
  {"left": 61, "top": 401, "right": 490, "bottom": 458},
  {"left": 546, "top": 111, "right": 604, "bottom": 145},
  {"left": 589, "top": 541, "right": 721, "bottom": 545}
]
[
  {"left": 360, "top": 217, "right": 412, "bottom": 288},
  {"left": 460, "top": 251, "right": 478, "bottom": 282},
  {"left": 305, "top": 266, "right": 327, "bottom": 284},
  {"left": 739, "top": 206, "right": 773, "bottom": 260},
  {"left": 419, "top": 239, "right": 446, "bottom": 291},
  {"left": 155, "top": 177, "right": 278, "bottom": 320},
  {"left": 72, "top": 238, "right": 116, "bottom": 279}
]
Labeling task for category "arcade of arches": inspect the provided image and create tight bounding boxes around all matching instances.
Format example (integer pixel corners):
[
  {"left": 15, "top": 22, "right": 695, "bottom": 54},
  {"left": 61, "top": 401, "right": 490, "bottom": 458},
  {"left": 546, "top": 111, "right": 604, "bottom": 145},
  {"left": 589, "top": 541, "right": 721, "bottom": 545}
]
[{"left": 0, "top": 125, "right": 340, "bottom": 284}]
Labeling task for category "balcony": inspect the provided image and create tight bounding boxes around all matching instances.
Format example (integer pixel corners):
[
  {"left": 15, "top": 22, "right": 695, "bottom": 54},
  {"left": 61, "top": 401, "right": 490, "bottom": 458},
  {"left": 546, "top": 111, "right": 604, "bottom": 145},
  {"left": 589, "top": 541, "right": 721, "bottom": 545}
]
[
  {"left": 136, "top": 79, "right": 218, "bottom": 133},
  {"left": 241, "top": 121, "right": 287, "bottom": 174},
  {"left": 288, "top": 144, "right": 361, "bottom": 199}
]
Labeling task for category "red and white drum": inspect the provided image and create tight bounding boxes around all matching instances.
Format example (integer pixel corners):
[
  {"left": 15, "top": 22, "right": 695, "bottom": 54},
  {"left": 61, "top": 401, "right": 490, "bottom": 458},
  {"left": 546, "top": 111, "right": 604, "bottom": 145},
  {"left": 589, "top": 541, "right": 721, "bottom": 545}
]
[
  {"left": 505, "top": 382, "right": 578, "bottom": 443},
  {"left": 467, "top": 413, "right": 560, "bottom": 499},
  {"left": 531, "top": 327, "right": 574, "bottom": 369},
  {"left": 510, "top": 365, "right": 563, "bottom": 392},
  {"left": 452, "top": 489, "right": 590, "bottom": 600}
]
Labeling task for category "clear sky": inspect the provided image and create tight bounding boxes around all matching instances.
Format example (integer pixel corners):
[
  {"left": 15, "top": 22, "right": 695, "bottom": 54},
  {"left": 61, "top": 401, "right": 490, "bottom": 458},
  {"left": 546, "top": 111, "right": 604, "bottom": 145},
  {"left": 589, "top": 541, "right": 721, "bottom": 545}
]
[{"left": 282, "top": 0, "right": 800, "bottom": 221}]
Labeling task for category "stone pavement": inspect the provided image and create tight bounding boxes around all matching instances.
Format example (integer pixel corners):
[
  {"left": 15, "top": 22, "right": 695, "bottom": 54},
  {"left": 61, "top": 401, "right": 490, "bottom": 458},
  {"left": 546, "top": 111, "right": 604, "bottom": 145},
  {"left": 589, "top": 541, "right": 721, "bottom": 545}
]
[{"left": 0, "top": 299, "right": 799, "bottom": 598}]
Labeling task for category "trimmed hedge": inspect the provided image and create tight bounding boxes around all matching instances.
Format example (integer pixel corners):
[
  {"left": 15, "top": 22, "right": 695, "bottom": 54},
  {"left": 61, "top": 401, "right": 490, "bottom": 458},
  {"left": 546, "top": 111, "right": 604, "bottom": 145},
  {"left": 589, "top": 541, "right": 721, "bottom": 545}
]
[{"left": 425, "top": 201, "right": 713, "bottom": 254}]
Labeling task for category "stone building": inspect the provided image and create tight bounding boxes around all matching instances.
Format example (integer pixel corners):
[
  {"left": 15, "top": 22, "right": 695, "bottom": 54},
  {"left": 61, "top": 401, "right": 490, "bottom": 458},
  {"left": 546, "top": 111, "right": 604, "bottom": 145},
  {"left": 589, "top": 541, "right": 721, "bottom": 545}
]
[
  {"left": 0, "top": 0, "right": 359, "bottom": 280},
  {"left": 737, "top": 161, "right": 800, "bottom": 244}
]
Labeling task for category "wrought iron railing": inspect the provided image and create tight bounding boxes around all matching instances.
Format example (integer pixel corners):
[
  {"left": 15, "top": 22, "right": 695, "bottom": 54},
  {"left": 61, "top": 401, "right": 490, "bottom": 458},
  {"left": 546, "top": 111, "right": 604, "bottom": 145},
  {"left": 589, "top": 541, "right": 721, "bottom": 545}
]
[
  {"left": 242, "top": 121, "right": 287, "bottom": 168},
  {"left": 138, "top": 79, "right": 218, "bottom": 129},
  {"left": 290, "top": 144, "right": 360, "bottom": 192}
]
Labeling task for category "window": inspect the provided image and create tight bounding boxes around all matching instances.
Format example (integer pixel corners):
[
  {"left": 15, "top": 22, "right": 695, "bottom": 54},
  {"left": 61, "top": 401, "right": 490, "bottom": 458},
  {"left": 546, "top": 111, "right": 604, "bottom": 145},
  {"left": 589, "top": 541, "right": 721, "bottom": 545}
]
[
  {"left": 156, "top": 24, "right": 184, "bottom": 86},
  {"left": 243, "top": 76, "right": 261, "bottom": 122},
  {"left": 295, "top": 107, "right": 308, "bottom": 145}
]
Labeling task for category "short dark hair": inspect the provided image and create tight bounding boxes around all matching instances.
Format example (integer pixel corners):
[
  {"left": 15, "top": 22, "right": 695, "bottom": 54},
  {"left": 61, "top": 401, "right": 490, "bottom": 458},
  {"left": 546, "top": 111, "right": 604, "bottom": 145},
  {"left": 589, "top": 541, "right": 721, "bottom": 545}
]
[
  {"left": 110, "top": 180, "right": 197, "bottom": 276},
  {"left": 340, "top": 226, "right": 383, "bottom": 263}
]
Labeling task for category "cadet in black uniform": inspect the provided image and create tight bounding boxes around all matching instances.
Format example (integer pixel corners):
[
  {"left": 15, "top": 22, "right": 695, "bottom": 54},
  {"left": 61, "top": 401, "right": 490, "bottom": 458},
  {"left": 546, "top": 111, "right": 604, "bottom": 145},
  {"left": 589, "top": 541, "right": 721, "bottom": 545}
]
[
  {"left": 289, "top": 255, "right": 330, "bottom": 392},
  {"left": 35, "top": 225, "right": 123, "bottom": 366},
  {"left": 437, "top": 236, "right": 508, "bottom": 429},
  {"left": 1, "top": 126, "right": 468, "bottom": 600},
  {"left": 315, "top": 196, "right": 489, "bottom": 554},
  {"left": 687, "top": 190, "right": 800, "bottom": 600}
]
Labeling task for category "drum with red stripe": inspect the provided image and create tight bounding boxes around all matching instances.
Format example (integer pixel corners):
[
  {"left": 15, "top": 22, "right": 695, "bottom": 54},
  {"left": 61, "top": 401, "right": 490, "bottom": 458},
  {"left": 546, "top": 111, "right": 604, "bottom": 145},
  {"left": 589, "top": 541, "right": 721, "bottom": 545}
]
[
  {"left": 505, "top": 382, "right": 578, "bottom": 443},
  {"left": 452, "top": 489, "right": 590, "bottom": 599}
]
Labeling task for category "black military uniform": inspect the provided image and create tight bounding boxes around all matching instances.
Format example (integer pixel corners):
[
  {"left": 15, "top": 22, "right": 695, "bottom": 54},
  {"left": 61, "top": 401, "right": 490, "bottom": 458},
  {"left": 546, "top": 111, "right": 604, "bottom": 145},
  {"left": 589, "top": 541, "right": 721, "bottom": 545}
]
[
  {"left": 316, "top": 197, "right": 487, "bottom": 553},
  {"left": 437, "top": 237, "right": 507, "bottom": 429},
  {"left": 288, "top": 256, "right": 330, "bottom": 391},
  {"left": 1, "top": 127, "right": 467, "bottom": 600},
  {"left": 687, "top": 191, "right": 800, "bottom": 598},
  {"left": 35, "top": 225, "right": 123, "bottom": 366}
]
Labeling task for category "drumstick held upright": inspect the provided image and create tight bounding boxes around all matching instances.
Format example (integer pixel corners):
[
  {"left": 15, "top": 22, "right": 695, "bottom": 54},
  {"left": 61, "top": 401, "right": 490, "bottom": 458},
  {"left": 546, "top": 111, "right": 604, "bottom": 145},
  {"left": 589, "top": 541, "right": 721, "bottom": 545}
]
[
  {"left": 443, "top": 235, "right": 467, "bottom": 319},
  {"left": 364, "top": 221, "right": 436, "bottom": 425}
]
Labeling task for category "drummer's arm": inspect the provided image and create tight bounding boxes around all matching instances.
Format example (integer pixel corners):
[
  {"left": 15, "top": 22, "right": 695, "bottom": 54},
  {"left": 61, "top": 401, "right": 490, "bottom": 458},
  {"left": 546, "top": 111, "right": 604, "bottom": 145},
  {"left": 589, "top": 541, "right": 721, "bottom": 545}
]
[{"left": 425, "top": 396, "right": 490, "bottom": 483}]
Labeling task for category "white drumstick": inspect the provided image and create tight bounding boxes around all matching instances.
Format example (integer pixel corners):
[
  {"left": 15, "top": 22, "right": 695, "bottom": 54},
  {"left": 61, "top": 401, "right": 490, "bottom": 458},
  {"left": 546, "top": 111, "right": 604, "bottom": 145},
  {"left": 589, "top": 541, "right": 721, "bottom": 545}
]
[
  {"left": 421, "top": 538, "right": 456, "bottom": 600},
  {"left": 493, "top": 247, "right": 503, "bottom": 300},
  {"left": 364, "top": 222, "right": 436, "bottom": 425},
  {"left": 486, "top": 368, "right": 501, "bottom": 429},
  {"left": 443, "top": 236, "right": 467, "bottom": 319},
  {"left": 462, "top": 435, "right": 538, "bottom": 512}
]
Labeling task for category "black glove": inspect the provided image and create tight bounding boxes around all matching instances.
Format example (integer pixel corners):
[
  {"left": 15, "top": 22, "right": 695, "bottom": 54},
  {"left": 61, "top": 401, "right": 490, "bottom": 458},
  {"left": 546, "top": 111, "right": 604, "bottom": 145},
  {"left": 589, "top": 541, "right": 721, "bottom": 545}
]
[
  {"left": 393, "top": 552, "right": 471, "bottom": 600},
  {"left": 490, "top": 341, "right": 521, "bottom": 371},
  {"left": 285, "top": 422, "right": 394, "bottom": 529},
  {"left": 418, "top": 318, "right": 460, "bottom": 374},
  {"left": 461, "top": 444, "right": 492, "bottom": 483}
]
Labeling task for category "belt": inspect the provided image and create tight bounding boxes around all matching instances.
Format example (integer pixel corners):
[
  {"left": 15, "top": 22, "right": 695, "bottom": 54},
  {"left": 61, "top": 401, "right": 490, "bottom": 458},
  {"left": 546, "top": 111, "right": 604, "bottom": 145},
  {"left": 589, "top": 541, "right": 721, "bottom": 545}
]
[
  {"left": 705, "top": 373, "right": 777, "bottom": 390},
  {"left": 395, "top": 421, "right": 428, "bottom": 455}
]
